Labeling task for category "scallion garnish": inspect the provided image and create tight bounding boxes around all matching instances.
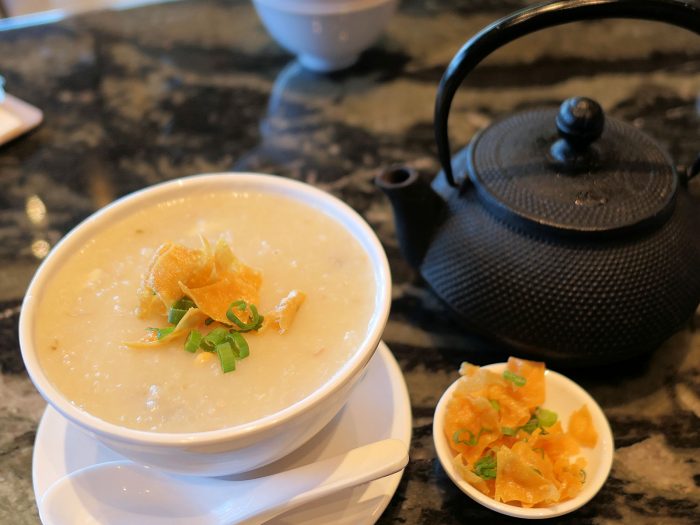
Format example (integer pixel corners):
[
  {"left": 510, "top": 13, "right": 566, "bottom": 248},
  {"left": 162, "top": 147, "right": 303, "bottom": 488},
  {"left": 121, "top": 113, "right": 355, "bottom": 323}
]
[
  {"left": 500, "top": 408, "right": 557, "bottom": 437},
  {"left": 225, "top": 300, "right": 264, "bottom": 332},
  {"left": 168, "top": 296, "right": 196, "bottom": 325},
  {"left": 147, "top": 326, "right": 175, "bottom": 340},
  {"left": 173, "top": 297, "right": 196, "bottom": 310},
  {"left": 535, "top": 407, "right": 558, "bottom": 427},
  {"left": 228, "top": 331, "right": 249, "bottom": 359},
  {"left": 503, "top": 370, "right": 526, "bottom": 387},
  {"left": 501, "top": 426, "right": 518, "bottom": 436},
  {"left": 200, "top": 327, "right": 228, "bottom": 352},
  {"left": 520, "top": 416, "right": 539, "bottom": 434},
  {"left": 216, "top": 341, "right": 236, "bottom": 373},
  {"left": 163, "top": 298, "right": 262, "bottom": 372},
  {"left": 473, "top": 455, "right": 497, "bottom": 480},
  {"left": 453, "top": 427, "right": 491, "bottom": 446},
  {"left": 168, "top": 308, "right": 188, "bottom": 325},
  {"left": 185, "top": 330, "right": 202, "bottom": 353},
  {"left": 489, "top": 399, "right": 500, "bottom": 411}
]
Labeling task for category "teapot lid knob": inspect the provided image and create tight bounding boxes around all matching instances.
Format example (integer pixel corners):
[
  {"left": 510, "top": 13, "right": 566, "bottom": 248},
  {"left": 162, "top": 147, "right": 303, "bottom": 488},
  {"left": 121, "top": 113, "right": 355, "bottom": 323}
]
[{"left": 556, "top": 97, "right": 605, "bottom": 150}]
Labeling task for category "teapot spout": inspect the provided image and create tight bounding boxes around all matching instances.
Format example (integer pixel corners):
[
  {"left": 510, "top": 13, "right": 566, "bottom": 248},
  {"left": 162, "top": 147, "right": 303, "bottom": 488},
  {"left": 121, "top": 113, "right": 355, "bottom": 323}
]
[{"left": 376, "top": 167, "right": 445, "bottom": 268}]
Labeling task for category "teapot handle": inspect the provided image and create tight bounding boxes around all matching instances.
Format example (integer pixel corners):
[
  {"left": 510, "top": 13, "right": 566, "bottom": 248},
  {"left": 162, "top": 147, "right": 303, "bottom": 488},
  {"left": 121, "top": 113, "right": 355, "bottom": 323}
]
[
  {"left": 435, "top": 0, "right": 700, "bottom": 187},
  {"left": 687, "top": 154, "right": 700, "bottom": 183}
]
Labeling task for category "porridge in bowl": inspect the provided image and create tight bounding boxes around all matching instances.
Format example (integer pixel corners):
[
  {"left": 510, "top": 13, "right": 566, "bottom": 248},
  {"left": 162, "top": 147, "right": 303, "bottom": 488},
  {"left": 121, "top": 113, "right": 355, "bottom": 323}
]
[{"left": 34, "top": 189, "right": 376, "bottom": 433}]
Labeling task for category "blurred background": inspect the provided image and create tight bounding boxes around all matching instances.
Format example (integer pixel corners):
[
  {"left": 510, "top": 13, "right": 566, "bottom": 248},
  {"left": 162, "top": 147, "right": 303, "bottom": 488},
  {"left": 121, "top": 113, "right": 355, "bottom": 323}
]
[{"left": 1, "top": 0, "right": 154, "bottom": 17}]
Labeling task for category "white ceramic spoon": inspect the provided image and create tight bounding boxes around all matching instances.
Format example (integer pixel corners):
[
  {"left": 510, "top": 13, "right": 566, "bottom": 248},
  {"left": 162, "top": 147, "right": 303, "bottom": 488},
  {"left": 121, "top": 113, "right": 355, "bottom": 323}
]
[{"left": 39, "top": 438, "right": 408, "bottom": 525}]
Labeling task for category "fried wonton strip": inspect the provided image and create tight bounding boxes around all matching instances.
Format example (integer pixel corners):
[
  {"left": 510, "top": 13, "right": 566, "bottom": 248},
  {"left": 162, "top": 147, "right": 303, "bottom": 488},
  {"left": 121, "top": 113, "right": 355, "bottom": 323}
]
[
  {"left": 124, "top": 308, "right": 208, "bottom": 348},
  {"left": 212, "top": 238, "right": 263, "bottom": 287},
  {"left": 506, "top": 357, "right": 546, "bottom": 409},
  {"left": 494, "top": 446, "right": 560, "bottom": 507},
  {"left": 180, "top": 275, "right": 260, "bottom": 325},
  {"left": 137, "top": 242, "right": 173, "bottom": 317},
  {"left": 136, "top": 289, "right": 165, "bottom": 319},
  {"left": 198, "top": 234, "right": 212, "bottom": 256},
  {"left": 554, "top": 456, "right": 588, "bottom": 501},
  {"left": 186, "top": 254, "right": 215, "bottom": 289},
  {"left": 143, "top": 243, "right": 204, "bottom": 310},
  {"left": 453, "top": 453, "right": 493, "bottom": 497},
  {"left": 265, "top": 290, "right": 306, "bottom": 334},
  {"left": 483, "top": 383, "right": 531, "bottom": 429},
  {"left": 568, "top": 405, "right": 598, "bottom": 448},
  {"left": 444, "top": 395, "right": 500, "bottom": 465},
  {"left": 455, "top": 362, "right": 515, "bottom": 401},
  {"left": 214, "top": 238, "right": 236, "bottom": 277}
]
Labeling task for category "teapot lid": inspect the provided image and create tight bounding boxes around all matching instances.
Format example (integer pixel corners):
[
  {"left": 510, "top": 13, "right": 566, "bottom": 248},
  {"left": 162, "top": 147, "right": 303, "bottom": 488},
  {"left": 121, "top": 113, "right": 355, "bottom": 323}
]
[{"left": 467, "top": 97, "right": 678, "bottom": 234}]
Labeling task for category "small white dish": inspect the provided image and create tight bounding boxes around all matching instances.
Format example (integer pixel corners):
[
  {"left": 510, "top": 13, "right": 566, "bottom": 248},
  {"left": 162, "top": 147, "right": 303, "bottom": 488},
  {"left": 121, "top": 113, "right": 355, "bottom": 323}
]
[
  {"left": 433, "top": 362, "right": 614, "bottom": 519},
  {"left": 252, "top": 0, "right": 398, "bottom": 72},
  {"left": 34, "top": 342, "right": 411, "bottom": 525}
]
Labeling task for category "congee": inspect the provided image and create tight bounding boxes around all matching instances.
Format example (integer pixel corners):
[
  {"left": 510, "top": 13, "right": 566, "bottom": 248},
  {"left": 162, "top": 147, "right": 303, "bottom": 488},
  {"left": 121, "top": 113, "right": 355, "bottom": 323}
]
[{"left": 35, "top": 190, "right": 377, "bottom": 433}]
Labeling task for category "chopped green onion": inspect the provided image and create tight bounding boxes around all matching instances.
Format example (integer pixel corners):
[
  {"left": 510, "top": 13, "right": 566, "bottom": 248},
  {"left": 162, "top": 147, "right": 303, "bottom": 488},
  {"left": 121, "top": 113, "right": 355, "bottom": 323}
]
[
  {"left": 147, "top": 327, "right": 175, "bottom": 340},
  {"left": 453, "top": 429, "right": 474, "bottom": 445},
  {"left": 168, "top": 307, "right": 188, "bottom": 325},
  {"left": 453, "top": 427, "right": 491, "bottom": 446},
  {"left": 501, "top": 409, "right": 555, "bottom": 437},
  {"left": 473, "top": 455, "right": 497, "bottom": 480},
  {"left": 535, "top": 407, "right": 558, "bottom": 427},
  {"left": 489, "top": 399, "right": 500, "bottom": 411},
  {"left": 205, "top": 327, "right": 228, "bottom": 344},
  {"left": 200, "top": 327, "right": 229, "bottom": 352},
  {"left": 249, "top": 304, "right": 263, "bottom": 326},
  {"left": 503, "top": 370, "right": 526, "bottom": 387},
  {"left": 168, "top": 297, "right": 196, "bottom": 325},
  {"left": 185, "top": 330, "right": 202, "bottom": 353},
  {"left": 580, "top": 469, "right": 587, "bottom": 483},
  {"left": 501, "top": 426, "right": 518, "bottom": 437},
  {"left": 520, "top": 416, "right": 539, "bottom": 434},
  {"left": 531, "top": 467, "right": 542, "bottom": 476},
  {"left": 226, "top": 300, "right": 248, "bottom": 328},
  {"left": 215, "top": 341, "right": 236, "bottom": 373},
  {"left": 204, "top": 317, "right": 214, "bottom": 326},
  {"left": 225, "top": 300, "right": 264, "bottom": 332},
  {"left": 228, "top": 331, "right": 249, "bottom": 359},
  {"left": 172, "top": 297, "right": 196, "bottom": 310}
]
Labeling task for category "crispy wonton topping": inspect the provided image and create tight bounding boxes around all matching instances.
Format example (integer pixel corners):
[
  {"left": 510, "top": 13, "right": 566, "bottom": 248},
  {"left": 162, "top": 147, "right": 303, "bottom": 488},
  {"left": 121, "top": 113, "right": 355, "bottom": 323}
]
[
  {"left": 128, "top": 237, "right": 305, "bottom": 370},
  {"left": 264, "top": 290, "right": 306, "bottom": 334},
  {"left": 137, "top": 237, "right": 263, "bottom": 321}
]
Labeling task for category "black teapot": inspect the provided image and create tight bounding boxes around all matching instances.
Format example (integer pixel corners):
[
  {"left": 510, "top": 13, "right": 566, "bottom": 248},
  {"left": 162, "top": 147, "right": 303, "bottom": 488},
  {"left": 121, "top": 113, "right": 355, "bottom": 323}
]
[{"left": 377, "top": 0, "right": 700, "bottom": 364}]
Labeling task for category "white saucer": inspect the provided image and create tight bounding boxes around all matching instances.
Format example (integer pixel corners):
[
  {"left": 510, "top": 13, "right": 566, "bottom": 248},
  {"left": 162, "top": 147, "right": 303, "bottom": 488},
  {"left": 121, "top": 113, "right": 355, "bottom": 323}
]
[{"left": 33, "top": 341, "right": 411, "bottom": 524}]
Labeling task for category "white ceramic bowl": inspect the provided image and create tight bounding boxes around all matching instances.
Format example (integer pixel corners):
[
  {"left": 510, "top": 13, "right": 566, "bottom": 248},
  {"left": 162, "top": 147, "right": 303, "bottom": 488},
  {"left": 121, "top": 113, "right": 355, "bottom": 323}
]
[
  {"left": 19, "top": 173, "right": 391, "bottom": 476},
  {"left": 253, "top": 0, "right": 398, "bottom": 72},
  {"left": 433, "top": 363, "right": 614, "bottom": 519}
]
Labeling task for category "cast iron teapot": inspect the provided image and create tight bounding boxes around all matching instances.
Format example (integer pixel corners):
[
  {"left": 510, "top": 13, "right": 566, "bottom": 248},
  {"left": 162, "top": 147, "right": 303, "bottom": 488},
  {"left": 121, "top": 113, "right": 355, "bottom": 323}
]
[{"left": 377, "top": 0, "right": 700, "bottom": 364}]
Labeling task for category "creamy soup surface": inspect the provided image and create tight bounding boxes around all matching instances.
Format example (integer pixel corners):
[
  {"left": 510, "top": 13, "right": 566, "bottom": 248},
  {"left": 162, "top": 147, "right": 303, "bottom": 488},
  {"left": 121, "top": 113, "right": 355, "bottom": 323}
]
[{"left": 36, "top": 190, "right": 377, "bottom": 433}]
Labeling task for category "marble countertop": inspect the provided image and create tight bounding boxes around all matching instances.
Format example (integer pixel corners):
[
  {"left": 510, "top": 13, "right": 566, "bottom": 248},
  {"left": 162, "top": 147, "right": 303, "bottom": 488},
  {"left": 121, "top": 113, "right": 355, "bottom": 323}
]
[{"left": 1, "top": 0, "right": 699, "bottom": 523}]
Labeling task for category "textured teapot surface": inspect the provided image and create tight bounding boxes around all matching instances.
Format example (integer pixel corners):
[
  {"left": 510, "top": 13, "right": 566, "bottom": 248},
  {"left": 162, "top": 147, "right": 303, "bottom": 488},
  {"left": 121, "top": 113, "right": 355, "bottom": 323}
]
[{"left": 419, "top": 149, "right": 700, "bottom": 363}]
